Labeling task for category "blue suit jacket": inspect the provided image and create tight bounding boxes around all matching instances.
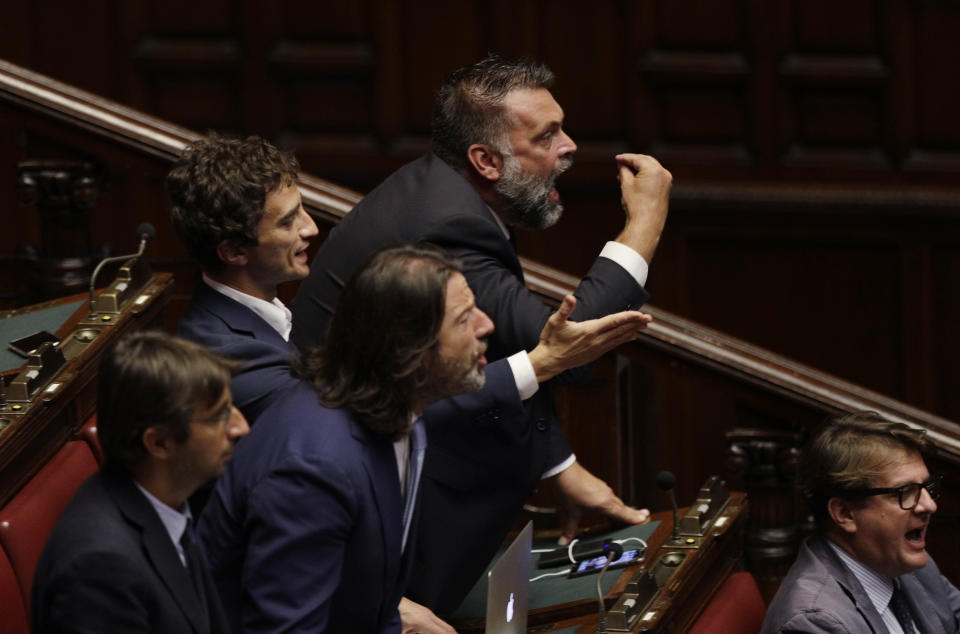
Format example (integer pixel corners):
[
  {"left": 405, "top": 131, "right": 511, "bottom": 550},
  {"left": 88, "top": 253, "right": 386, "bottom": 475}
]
[
  {"left": 290, "top": 152, "right": 649, "bottom": 612},
  {"left": 32, "top": 468, "right": 229, "bottom": 634},
  {"left": 762, "top": 535, "right": 960, "bottom": 633},
  {"left": 176, "top": 282, "right": 300, "bottom": 423},
  {"left": 198, "top": 363, "right": 522, "bottom": 634}
]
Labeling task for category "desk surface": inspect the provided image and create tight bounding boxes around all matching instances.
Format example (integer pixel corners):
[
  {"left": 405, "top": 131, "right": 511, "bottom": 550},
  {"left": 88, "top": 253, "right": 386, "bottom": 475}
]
[{"left": 453, "top": 491, "right": 748, "bottom": 633}]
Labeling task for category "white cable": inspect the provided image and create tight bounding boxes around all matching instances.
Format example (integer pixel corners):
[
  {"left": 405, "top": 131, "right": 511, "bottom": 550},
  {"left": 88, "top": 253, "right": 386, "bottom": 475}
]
[{"left": 529, "top": 568, "right": 572, "bottom": 582}]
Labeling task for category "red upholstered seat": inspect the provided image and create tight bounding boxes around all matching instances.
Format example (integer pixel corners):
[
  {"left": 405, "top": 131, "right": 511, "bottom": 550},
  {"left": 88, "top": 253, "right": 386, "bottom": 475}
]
[
  {"left": 0, "top": 545, "right": 29, "bottom": 634},
  {"left": 688, "top": 571, "right": 766, "bottom": 634},
  {"left": 0, "top": 439, "right": 99, "bottom": 616},
  {"left": 79, "top": 415, "right": 104, "bottom": 465}
]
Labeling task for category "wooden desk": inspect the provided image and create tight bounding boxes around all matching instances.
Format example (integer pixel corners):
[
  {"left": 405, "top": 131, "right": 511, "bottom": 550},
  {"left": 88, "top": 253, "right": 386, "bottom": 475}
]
[
  {"left": 523, "top": 491, "right": 748, "bottom": 633},
  {"left": 0, "top": 272, "right": 173, "bottom": 506}
]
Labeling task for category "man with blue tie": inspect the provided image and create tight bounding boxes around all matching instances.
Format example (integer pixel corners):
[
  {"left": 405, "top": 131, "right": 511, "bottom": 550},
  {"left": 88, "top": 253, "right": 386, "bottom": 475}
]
[
  {"left": 201, "top": 244, "right": 648, "bottom": 633},
  {"left": 762, "top": 411, "right": 960, "bottom": 633}
]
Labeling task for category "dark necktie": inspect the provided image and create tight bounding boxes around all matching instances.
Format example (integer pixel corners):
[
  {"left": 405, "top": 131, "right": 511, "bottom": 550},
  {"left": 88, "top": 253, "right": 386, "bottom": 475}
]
[
  {"left": 889, "top": 584, "right": 916, "bottom": 634},
  {"left": 180, "top": 519, "right": 209, "bottom": 617}
]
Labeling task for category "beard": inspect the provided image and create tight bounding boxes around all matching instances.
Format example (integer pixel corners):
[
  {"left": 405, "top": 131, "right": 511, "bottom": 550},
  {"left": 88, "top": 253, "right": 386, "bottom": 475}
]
[
  {"left": 494, "top": 154, "right": 573, "bottom": 229},
  {"left": 423, "top": 344, "right": 487, "bottom": 402}
]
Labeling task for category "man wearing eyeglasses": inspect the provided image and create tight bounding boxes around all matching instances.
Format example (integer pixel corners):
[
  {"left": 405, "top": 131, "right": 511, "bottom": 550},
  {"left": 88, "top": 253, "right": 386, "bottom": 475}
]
[{"left": 762, "top": 411, "right": 960, "bottom": 633}]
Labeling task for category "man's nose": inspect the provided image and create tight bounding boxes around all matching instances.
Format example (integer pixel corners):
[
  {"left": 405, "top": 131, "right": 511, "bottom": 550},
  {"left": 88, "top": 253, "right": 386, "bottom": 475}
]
[
  {"left": 558, "top": 129, "right": 577, "bottom": 157},
  {"left": 475, "top": 309, "right": 494, "bottom": 339},
  {"left": 916, "top": 486, "right": 938, "bottom": 514},
  {"left": 299, "top": 208, "right": 319, "bottom": 238},
  {"left": 228, "top": 406, "right": 250, "bottom": 439}
]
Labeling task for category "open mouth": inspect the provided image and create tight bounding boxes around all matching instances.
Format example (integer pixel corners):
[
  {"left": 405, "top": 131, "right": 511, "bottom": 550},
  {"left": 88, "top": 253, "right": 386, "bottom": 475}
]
[{"left": 905, "top": 526, "right": 926, "bottom": 545}]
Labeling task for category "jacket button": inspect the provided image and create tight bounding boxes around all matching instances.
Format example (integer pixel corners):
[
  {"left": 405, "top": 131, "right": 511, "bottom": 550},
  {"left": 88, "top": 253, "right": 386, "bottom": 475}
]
[{"left": 536, "top": 418, "right": 547, "bottom": 431}]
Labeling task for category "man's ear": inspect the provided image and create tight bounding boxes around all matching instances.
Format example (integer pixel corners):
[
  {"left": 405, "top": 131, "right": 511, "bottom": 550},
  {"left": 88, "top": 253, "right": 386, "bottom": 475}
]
[
  {"left": 142, "top": 426, "right": 177, "bottom": 461},
  {"left": 216, "top": 239, "right": 248, "bottom": 267},
  {"left": 827, "top": 496, "right": 858, "bottom": 535},
  {"left": 466, "top": 144, "right": 503, "bottom": 182}
]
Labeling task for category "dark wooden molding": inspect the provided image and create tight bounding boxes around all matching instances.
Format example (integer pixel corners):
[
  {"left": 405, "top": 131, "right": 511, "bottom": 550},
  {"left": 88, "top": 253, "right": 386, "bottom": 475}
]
[{"left": 0, "top": 59, "right": 359, "bottom": 226}]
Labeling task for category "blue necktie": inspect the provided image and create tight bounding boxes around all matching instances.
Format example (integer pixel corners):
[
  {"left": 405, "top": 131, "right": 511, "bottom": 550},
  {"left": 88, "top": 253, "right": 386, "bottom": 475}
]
[
  {"left": 400, "top": 418, "right": 426, "bottom": 553},
  {"left": 889, "top": 583, "right": 916, "bottom": 634}
]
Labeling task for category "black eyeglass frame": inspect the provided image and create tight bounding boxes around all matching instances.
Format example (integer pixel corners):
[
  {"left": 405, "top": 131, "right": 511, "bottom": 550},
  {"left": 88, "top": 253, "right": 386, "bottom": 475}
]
[{"left": 843, "top": 474, "right": 942, "bottom": 511}]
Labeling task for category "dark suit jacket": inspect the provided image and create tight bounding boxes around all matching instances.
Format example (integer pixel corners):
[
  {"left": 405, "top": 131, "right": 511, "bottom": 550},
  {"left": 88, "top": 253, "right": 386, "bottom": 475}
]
[
  {"left": 31, "top": 468, "right": 229, "bottom": 634},
  {"left": 289, "top": 152, "right": 649, "bottom": 613},
  {"left": 198, "top": 361, "right": 523, "bottom": 634},
  {"left": 762, "top": 535, "right": 960, "bottom": 633},
  {"left": 176, "top": 281, "right": 300, "bottom": 424}
]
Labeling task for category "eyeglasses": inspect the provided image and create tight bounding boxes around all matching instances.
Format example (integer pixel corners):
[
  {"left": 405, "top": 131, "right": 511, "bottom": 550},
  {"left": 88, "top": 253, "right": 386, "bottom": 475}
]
[
  {"left": 846, "top": 475, "right": 942, "bottom": 511},
  {"left": 193, "top": 404, "right": 237, "bottom": 428}
]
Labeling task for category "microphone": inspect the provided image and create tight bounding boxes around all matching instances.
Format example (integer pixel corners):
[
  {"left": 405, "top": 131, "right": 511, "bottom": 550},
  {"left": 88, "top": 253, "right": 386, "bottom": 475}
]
[
  {"left": 657, "top": 470, "right": 682, "bottom": 543},
  {"left": 537, "top": 537, "right": 624, "bottom": 569},
  {"left": 88, "top": 222, "right": 156, "bottom": 314}
]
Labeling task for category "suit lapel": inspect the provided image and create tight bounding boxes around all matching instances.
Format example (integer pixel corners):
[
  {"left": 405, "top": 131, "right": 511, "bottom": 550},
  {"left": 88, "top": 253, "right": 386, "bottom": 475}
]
[
  {"left": 900, "top": 574, "right": 946, "bottom": 634},
  {"left": 350, "top": 419, "right": 403, "bottom": 598},
  {"left": 425, "top": 153, "right": 526, "bottom": 280},
  {"left": 105, "top": 471, "right": 210, "bottom": 634},
  {"left": 196, "top": 282, "right": 297, "bottom": 353},
  {"left": 809, "top": 536, "right": 887, "bottom": 633}
]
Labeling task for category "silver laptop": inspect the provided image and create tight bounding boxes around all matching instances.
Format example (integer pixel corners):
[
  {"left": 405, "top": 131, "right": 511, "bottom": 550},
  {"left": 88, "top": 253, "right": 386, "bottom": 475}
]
[{"left": 484, "top": 520, "right": 532, "bottom": 634}]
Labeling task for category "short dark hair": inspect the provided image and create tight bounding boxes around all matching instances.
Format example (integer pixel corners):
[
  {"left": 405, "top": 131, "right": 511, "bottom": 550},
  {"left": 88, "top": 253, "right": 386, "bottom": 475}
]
[
  {"left": 432, "top": 54, "right": 555, "bottom": 171},
  {"left": 295, "top": 244, "right": 461, "bottom": 438},
  {"left": 167, "top": 134, "right": 300, "bottom": 271},
  {"left": 801, "top": 410, "right": 932, "bottom": 529},
  {"left": 97, "top": 331, "right": 240, "bottom": 468}
]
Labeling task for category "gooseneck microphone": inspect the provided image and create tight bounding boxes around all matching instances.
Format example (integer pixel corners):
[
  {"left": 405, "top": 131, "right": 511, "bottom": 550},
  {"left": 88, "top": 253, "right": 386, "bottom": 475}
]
[
  {"left": 88, "top": 222, "right": 156, "bottom": 314},
  {"left": 657, "top": 470, "right": 681, "bottom": 543}
]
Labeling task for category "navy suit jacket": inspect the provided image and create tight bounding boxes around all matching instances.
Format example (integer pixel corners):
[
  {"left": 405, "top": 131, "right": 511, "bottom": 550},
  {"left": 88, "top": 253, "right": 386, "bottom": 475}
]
[
  {"left": 32, "top": 468, "right": 229, "bottom": 634},
  {"left": 176, "top": 281, "right": 299, "bottom": 423},
  {"left": 198, "top": 360, "right": 522, "bottom": 634},
  {"left": 289, "top": 152, "right": 649, "bottom": 612},
  {"left": 762, "top": 535, "right": 960, "bottom": 633}
]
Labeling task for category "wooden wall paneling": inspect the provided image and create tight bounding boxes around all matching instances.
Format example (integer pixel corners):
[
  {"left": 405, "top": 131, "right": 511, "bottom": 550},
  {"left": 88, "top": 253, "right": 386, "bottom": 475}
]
[
  {"left": 538, "top": 1, "right": 624, "bottom": 143},
  {"left": 778, "top": 0, "right": 891, "bottom": 171},
  {"left": 932, "top": 244, "right": 960, "bottom": 421},
  {"left": 130, "top": 0, "right": 244, "bottom": 133},
  {"left": 681, "top": 221, "right": 908, "bottom": 401},
  {"left": 638, "top": 0, "right": 754, "bottom": 167},
  {"left": 899, "top": 238, "right": 935, "bottom": 412}
]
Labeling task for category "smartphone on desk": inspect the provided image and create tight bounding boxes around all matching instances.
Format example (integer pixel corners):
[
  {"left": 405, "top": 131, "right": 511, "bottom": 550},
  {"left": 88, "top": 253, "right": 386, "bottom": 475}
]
[
  {"left": 568, "top": 547, "right": 645, "bottom": 578},
  {"left": 8, "top": 330, "right": 60, "bottom": 357}
]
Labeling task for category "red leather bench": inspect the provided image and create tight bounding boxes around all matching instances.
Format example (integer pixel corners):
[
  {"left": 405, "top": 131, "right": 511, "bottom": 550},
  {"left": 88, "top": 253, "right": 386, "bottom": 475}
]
[
  {"left": 0, "top": 433, "right": 100, "bottom": 629},
  {"left": 688, "top": 571, "right": 766, "bottom": 634}
]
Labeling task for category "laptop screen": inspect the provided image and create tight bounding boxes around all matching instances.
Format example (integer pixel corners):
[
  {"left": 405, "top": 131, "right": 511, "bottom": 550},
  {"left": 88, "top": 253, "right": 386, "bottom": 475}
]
[{"left": 485, "top": 521, "right": 533, "bottom": 634}]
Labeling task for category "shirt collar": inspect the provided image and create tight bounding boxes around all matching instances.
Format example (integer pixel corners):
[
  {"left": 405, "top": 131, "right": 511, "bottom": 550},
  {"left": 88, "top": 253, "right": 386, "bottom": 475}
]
[
  {"left": 133, "top": 481, "right": 191, "bottom": 547},
  {"left": 202, "top": 273, "right": 292, "bottom": 341},
  {"left": 485, "top": 204, "right": 510, "bottom": 240}
]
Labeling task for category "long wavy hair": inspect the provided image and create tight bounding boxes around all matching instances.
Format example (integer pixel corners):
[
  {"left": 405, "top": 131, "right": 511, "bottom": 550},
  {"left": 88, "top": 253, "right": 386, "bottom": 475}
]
[{"left": 294, "top": 244, "right": 461, "bottom": 438}]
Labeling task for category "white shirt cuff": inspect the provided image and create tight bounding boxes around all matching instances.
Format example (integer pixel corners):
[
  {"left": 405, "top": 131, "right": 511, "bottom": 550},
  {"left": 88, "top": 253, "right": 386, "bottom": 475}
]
[
  {"left": 600, "top": 241, "right": 649, "bottom": 288},
  {"left": 507, "top": 351, "right": 539, "bottom": 401},
  {"left": 541, "top": 454, "right": 576, "bottom": 479}
]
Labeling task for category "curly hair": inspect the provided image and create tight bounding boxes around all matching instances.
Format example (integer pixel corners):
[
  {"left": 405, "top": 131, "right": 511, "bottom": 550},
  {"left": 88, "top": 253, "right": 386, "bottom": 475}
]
[
  {"left": 294, "top": 244, "right": 461, "bottom": 439},
  {"left": 432, "top": 54, "right": 554, "bottom": 171},
  {"left": 167, "top": 134, "right": 300, "bottom": 271},
  {"left": 800, "top": 410, "right": 932, "bottom": 529},
  {"left": 97, "top": 331, "right": 240, "bottom": 469}
]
